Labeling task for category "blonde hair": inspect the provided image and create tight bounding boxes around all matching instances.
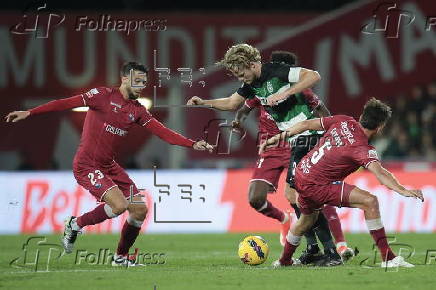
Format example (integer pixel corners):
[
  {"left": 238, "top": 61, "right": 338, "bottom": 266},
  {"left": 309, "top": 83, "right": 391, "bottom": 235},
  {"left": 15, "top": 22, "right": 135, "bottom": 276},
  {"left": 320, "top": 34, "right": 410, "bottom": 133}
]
[{"left": 217, "top": 43, "right": 261, "bottom": 71}]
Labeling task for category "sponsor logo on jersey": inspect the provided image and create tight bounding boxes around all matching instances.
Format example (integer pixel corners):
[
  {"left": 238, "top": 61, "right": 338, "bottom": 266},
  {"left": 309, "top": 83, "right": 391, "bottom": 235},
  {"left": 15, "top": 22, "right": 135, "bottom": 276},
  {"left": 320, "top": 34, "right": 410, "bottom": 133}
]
[
  {"left": 340, "top": 121, "right": 355, "bottom": 144},
  {"left": 105, "top": 123, "right": 127, "bottom": 137},
  {"left": 368, "top": 149, "right": 378, "bottom": 159},
  {"left": 110, "top": 102, "right": 122, "bottom": 113},
  {"left": 85, "top": 88, "right": 99, "bottom": 98}
]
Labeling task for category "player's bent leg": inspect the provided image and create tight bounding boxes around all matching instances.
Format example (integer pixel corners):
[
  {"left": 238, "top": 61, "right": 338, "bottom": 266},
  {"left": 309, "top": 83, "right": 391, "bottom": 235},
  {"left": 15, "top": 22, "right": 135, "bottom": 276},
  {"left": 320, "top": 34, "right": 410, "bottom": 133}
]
[
  {"left": 273, "top": 212, "right": 318, "bottom": 268},
  {"left": 287, "top": 186, "right": 324, "bottom": 264},
  {"left": 113, "top": 195, "right": 147, "bottom": 267},
  {"left": 347, "top": 187, "right": 413, "bottom": 267},
  {"left": 62, "top": 186, "right": 127, "bottom": 254},
  {"left": 249, "top": 181, "right": 290, "bottom": 246}
]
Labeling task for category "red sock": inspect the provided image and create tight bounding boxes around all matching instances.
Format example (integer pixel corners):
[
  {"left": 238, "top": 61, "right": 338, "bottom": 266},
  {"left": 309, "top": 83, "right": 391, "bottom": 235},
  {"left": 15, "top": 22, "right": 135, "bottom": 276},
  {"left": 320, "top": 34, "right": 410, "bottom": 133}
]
[
  {"left": 259, "top": 201, "right": 285, "bottom": 222},
  {"left": 370, "top": 227, "right": 396, "bottom": 261},
  {"left": 279, "top": 241, "right": 298, "bottom": 265},
  {"left": 322, "top": 205, "right": 345, "bottom": 244},
  {"left": 116, "top": 221, "right": 141, "bottom": 256},
  {"left": 76, "top": 204, "right": 110, "bottom": 228}
]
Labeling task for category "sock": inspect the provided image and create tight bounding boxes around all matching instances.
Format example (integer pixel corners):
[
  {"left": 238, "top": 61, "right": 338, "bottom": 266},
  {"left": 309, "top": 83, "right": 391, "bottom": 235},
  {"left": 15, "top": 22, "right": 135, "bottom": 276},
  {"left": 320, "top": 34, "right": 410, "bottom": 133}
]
[
  {"left": 116, "top": 215, "right": 143, "bottom": 256},
  {"left": 281, "top": 213, "right": 289, "bottom": 224},
  {"left": 258, "top": 201, "right": 285, "bottom": 222},
  {"left": 291, "top": 203, "right": 318, "bottom": 247},
  {"left": 366, "top": 218, "right": 395, "bottom": 261},
  {"left": 313, "top": 212, "right": 336, "bottom": 251},
  {"left": 279, "top": 233, "right": 301, "bottom": 265},
  {"left": 76, "top": 204, "right": 116, "bottom": 228},
  {"left": 322, "top": 205, "right": 346, "bottom": 244}
]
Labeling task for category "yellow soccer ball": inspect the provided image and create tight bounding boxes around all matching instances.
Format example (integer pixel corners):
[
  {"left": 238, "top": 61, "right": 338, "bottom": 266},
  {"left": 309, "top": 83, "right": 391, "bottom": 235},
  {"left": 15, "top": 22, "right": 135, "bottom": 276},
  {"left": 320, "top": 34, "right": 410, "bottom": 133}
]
[{"left": 238, "top": 235, "right": 269, "bottom": 265}]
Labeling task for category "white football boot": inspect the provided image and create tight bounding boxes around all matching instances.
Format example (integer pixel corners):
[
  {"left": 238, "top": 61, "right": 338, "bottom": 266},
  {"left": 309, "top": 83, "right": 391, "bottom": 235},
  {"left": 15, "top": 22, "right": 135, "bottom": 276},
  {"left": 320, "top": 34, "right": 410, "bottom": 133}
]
[{"left": 381, "top": 256, "right": 415, "bottom": 268}]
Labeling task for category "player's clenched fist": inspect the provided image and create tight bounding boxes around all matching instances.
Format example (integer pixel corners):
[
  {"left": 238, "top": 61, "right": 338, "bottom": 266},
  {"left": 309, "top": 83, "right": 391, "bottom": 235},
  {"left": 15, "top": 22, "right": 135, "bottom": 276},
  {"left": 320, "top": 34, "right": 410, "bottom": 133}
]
[
  {"left": 193, "top": 140, "right": 214, "bottom": 153},
  {"left": 5, "top": 111, "right": 30, "bottom": 123},
  {"left": 186, "top": 96, "right": 205, "bottom": 106}
]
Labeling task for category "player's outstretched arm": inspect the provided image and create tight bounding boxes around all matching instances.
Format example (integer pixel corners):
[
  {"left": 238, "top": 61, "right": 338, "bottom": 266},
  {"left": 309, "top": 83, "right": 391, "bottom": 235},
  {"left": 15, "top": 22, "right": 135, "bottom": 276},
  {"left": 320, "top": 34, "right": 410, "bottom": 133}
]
[
  {"left": 187, "top": 92, "right": 245, "bottom": 111},
  {"left": 5, "top": 95, "right": 85, "bottom": 123},
  {"left": 367, "top": 161, "right": 424, "bottom": 202},
  {"left": 144, "top": 118, "right": 214, "bottom": 152},
  {"left": 259, "top": 118, "right": 322, "bottom": 154},
  {"left": 266, "top": 68, "right": 321, "bottom": 106}
]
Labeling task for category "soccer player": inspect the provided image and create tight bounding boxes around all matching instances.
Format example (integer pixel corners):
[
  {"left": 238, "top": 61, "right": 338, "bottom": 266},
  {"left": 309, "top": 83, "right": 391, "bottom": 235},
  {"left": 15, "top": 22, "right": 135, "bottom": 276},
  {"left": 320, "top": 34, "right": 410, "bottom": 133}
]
[
  {"left": 260, "top": 98, "right": 424, "bottom": 268},
  {"left": 5, "top": 62, "right": 214, "bottom": 267},
  {"left": 188, "top": 44, "right": 343, "bottom": 265}
]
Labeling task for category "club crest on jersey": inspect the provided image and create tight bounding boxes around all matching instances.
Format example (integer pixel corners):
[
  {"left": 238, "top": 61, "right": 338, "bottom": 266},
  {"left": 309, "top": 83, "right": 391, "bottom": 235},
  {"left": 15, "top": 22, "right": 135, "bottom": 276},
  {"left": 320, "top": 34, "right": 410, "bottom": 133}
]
[
  {"left": 266, "top": 81, "right": 274, "bottom": 93},
  {"left": 128, "top": 113, "right": 135, "bottom": 122}
]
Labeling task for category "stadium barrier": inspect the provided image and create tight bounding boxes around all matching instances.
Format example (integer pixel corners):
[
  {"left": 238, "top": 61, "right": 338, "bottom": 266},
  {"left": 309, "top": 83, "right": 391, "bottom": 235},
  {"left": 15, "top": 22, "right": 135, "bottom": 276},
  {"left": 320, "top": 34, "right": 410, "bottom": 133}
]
[{"left": 0, "top": 169, "right": 434, "bottom": 234}]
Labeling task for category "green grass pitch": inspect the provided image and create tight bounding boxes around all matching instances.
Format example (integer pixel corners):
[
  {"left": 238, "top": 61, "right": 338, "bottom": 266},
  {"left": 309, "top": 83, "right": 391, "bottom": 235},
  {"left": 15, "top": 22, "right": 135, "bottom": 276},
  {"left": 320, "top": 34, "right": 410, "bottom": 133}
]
[{"left": 1, "top": 233, "right": 435, "bottom": 290}]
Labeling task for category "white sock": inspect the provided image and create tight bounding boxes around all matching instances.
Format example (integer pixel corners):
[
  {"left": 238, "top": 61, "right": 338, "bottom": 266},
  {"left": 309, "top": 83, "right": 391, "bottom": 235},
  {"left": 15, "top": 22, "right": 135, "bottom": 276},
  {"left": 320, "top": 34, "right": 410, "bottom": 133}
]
[
  {"left": 286, "top": 232, "right": 302, "bottom": 246},
  {"left": 281, "top": 212, "right": 289, "bottom": 224},
  {"left": 365, "top": 218, "right": 383, "bottom": 231}
]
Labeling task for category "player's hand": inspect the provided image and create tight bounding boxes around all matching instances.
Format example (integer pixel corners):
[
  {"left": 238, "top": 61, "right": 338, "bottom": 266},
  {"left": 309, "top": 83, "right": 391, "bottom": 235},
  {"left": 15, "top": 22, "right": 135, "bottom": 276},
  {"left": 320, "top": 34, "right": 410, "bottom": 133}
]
[
  {"left": 193, "top": 140, "right": 215, "bottom": 153},
  {"left": 5, "top": 111, "right": 30, "bottom": 123},
  {"left": 400, "top": 189, "right": 424, "bottom": 202},
  {"left": 258, "top": 135, "right": 279, "bottom": 155},
  {"left": 187, "top": 96, "right": 205, "bottom": 106},
  {"left": 266, "top": 92, "right": 288, "bottom": 106}
]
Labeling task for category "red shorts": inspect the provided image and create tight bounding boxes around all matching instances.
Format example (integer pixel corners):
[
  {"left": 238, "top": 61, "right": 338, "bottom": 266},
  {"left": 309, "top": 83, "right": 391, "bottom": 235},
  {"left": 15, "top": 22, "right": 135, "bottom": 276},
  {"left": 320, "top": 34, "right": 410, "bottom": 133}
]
[
  {"left": 73, "top": 161, "right": 139, "bottom": 201},
  {"left": 295, "top": 181, "right": 355, "bottom": 214},
  {"left": 250, "top": 148, "right": 290, "bottom": 192}
]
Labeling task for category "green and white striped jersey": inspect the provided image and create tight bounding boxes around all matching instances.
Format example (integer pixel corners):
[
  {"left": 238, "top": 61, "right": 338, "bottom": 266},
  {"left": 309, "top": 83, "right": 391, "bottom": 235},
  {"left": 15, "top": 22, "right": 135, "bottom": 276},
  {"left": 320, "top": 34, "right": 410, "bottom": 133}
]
[{"left": 237, "top": 62, "right": 320, "bottom": 139}]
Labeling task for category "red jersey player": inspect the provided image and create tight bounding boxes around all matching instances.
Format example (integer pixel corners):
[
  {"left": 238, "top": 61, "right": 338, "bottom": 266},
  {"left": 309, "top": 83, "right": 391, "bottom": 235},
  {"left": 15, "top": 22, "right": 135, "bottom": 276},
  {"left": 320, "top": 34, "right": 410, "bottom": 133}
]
[
  {"left": 260, "top": 98, "right": 424, "bottom": 268},
  {"left": 5, "top": 62, "right": 214, "bottom": 267}
]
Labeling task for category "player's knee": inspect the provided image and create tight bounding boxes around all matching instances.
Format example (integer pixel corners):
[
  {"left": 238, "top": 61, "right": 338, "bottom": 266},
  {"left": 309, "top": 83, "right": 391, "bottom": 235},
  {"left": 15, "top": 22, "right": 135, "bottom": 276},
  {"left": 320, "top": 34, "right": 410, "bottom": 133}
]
[
  {"left": 111, "top": 201, "right": 129, "bottom": 216},
  {"left": 132, "top": 205, "right": 148, "bottom": 221},
  {"left": 364, "top": 194, "right": 379, "bottom": 209}
]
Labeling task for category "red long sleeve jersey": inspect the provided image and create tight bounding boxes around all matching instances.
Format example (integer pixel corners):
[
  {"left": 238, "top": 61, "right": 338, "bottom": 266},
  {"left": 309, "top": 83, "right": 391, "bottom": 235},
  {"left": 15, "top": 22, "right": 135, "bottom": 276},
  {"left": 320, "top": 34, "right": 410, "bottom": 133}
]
[{"left": 29, "top": 87, "right": 195, "bottom": 166}]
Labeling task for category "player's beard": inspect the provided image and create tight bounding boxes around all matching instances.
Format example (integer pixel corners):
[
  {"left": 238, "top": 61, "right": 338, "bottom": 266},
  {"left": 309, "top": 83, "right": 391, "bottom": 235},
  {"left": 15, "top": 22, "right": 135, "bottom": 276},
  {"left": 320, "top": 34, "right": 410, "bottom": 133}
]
[
  {"left": 128, "top": 93, "right": 138, "bottom": 100},
  {"left": 128, "top": 88, "right": 140, "bottom": 100}
]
